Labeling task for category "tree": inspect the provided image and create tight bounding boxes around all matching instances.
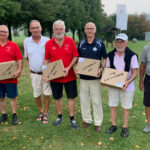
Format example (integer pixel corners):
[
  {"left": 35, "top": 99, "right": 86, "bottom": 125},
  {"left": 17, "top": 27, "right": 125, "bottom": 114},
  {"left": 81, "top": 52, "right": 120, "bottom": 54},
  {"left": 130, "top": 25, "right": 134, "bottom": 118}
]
[
  {"left": 0, "top": 0, "right": 21, "bottom": 40},
  {"left": 127, "top": 14, "right": 150, "bottom": 40}
]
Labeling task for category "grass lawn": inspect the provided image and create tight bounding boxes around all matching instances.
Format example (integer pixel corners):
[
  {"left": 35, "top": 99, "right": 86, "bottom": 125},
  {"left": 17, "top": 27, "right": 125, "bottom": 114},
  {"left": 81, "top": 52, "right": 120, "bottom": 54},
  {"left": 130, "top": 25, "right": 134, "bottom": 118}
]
[{"left": 0, "top": 37, "right": 150, "bottom": 150}]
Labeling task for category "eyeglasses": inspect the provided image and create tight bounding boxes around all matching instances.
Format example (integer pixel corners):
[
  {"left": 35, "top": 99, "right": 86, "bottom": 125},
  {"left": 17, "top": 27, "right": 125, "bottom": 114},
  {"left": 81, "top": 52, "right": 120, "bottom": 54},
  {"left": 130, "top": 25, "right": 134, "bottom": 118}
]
[
  {"left": 54, "top": 28, "right": 64, "bottom": 31},
  {"left": 85, "top": 28, "right": 95, "bottom": 30},
  {"left": 30, "top": 27, "right": 40, "bottom": 30},
  {"left": 0, "top": 30, "right": 8, "bottom": 33},
  {"left": 116, "top": 41, "right": 125, "bottom": 44}
]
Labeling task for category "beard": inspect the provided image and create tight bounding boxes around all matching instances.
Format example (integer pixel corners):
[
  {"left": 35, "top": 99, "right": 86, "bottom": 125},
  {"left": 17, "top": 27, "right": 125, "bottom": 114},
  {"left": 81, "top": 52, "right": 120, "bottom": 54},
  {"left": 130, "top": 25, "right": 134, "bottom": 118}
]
[
  {"left": 54, "top": 33, "right": 65, "bottom": 40},
  {"left": 116, "top": 48, "right": 125, "bottom": 53}
]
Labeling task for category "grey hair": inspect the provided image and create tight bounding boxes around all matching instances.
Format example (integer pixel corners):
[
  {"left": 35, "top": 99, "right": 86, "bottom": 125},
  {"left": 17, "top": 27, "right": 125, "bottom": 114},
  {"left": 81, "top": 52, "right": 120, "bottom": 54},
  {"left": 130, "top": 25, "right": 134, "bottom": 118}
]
[
  {"left": 29, "top": 20, "right": 41, "bottom": 27},
  {"left": 53, "top": 20, "right": 65, "bottom": 30},
  {"left": 85, "top": 22, "right": 96, "bottom": 30}
]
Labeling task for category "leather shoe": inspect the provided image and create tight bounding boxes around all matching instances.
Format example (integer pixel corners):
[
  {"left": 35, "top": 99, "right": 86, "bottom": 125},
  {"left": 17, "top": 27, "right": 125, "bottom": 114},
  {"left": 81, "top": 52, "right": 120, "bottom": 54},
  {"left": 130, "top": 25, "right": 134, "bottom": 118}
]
[
  {"left": 107, "top": 125, "right": 117, "bottom": 134},
  {"left": 95, "top": 126, "right": 101, "bottom": 132},
  {"left": 82, "top": 121, "right": 90, "bottom": 128},
  {"left": 121, "top": 128, "right": 129, "bottom": 137}
]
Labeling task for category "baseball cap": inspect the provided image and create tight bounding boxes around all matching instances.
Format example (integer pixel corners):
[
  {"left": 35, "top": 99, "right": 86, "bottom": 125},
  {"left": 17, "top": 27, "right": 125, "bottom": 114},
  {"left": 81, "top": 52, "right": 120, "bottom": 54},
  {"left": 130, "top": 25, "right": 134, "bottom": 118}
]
[{"left": 115, "top": 33, "right": 128, "bottom": 41}]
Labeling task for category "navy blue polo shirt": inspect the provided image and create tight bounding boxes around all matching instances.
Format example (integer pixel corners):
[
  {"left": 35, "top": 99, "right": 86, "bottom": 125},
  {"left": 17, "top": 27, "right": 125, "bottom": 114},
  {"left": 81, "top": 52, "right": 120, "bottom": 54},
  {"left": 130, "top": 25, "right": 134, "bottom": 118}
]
[{"left": 78, "top": 38, "right": 107, "bottom": 80}]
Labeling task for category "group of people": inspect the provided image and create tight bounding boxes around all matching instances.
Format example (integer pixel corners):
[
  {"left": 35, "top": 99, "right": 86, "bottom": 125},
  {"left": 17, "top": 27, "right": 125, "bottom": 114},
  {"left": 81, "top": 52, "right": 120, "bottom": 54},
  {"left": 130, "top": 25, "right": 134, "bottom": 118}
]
[{"left": 0, "top": 19, "right": 149, "bottom": 138}]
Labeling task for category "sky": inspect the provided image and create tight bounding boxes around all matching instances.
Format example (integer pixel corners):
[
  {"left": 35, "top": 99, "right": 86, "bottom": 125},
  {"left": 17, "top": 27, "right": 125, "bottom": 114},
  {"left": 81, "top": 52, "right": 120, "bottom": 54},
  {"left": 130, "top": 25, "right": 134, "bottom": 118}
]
[{"left": 101, "top": 0, "right": 150, "bottom": 15}]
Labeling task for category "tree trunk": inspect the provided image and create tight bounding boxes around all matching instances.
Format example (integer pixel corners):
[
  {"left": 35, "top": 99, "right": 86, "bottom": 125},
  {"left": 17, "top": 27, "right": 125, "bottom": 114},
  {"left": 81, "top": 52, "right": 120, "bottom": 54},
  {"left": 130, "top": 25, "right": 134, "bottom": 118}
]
[
  {"left": 48, "top": 22, "right": 53, "bottom": 38},
  {"left": 8, "top": 23, "right": 12, "bottom": 41},
  {"left": 72, "top": 30, "right": 75, "bottom": 40}
]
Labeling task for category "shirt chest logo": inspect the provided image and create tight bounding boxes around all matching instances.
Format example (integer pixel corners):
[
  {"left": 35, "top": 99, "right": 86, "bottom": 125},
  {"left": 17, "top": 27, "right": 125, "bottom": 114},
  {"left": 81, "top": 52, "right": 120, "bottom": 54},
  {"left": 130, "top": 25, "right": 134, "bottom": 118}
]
[
  {"left": 93, "top": 47, "right": 97, "bottom": 52},
  {"left": 6, "top": 46, "right": 11, "bottom": 52},
  {"left": 64, "top": 44, "right": 69, "bottom": 50},
  {"left": 52, "top": 46, "right": 56, "bottom": 50}
]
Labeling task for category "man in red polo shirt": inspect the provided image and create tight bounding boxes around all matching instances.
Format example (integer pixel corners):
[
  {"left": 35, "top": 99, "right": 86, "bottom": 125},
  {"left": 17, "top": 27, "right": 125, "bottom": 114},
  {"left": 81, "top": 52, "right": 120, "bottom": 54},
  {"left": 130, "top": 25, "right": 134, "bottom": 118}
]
[
  {"left": 44, "top": 20, "right": 79, "bottom": 129},
  {"left": 0, "top": 25, "right": 23, "bottom": 125}
]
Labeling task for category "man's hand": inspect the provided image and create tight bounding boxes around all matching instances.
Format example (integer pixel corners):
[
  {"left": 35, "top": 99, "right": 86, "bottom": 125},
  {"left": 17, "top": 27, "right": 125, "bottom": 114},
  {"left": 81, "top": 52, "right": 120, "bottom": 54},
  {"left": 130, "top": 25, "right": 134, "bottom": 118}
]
[
  {"left": 64, "top": 67, "right": 70, "bottom": 77},
  {"left": 139, "top": 82, "right": 144, "bottom": 91},
  {"left": 122, "top": 80, "right": 130, "bottom": 90},
  {"left": 42, "top": 75, "right": 48, "bottom": 82},
  {"left": 13, "top": 70, "right": 21, "bottom": 78},
  {"left": 97, "top": 67, "right": 103, "bottom": 78}
]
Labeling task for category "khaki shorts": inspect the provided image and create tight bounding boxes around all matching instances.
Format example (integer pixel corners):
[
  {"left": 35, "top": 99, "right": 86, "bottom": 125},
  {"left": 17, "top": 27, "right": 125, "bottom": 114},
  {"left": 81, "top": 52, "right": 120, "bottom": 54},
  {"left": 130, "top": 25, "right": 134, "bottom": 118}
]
[
  {"left": 108, "top": 87, "right": 134, "bottom": 109},
  {"left": 30, "top": 73, "right": 52, "bottom": 98}
]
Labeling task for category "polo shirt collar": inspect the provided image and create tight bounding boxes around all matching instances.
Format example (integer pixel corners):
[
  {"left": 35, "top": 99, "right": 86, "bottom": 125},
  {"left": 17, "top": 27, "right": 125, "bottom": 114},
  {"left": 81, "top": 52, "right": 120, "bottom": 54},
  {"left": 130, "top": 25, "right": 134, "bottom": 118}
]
[
  {"left": 52, "top": 36, "right": 66, "bottom": 45},
  {"left": 30, "top": 35, "right": 43, "bottom": 43},
  {"left": 0, "top": 40, "right": 10, "bottom": 47},
  {"left": 85, "top": 37, "right": 96, "bottom": 45}
]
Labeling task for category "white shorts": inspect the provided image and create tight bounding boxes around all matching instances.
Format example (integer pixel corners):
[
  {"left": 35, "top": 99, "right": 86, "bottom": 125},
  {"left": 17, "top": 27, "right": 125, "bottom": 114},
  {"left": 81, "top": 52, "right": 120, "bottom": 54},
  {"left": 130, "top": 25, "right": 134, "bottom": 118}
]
[
  {"left": 30, "top": 73, "right": 52, "bottom": 98},
  {"left": 108, "top": 87, "right": 134, "bottom": 109}
]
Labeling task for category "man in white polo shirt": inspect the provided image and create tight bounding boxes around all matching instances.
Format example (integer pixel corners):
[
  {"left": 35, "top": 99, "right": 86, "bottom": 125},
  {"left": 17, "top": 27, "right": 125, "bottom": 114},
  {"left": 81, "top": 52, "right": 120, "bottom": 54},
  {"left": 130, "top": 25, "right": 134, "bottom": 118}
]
[{"left": 24, "top": 20, "right": 51, "bottom": 124}]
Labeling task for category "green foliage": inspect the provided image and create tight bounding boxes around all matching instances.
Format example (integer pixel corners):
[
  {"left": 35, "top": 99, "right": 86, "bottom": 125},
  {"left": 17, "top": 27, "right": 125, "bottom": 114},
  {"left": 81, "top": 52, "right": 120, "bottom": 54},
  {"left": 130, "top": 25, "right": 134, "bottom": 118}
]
[
  {"left": 0, "top": 0, "right": 20, "bottom": 24},
  {"left": 127, "top": 14, "right": 150, "bottom": 40}
]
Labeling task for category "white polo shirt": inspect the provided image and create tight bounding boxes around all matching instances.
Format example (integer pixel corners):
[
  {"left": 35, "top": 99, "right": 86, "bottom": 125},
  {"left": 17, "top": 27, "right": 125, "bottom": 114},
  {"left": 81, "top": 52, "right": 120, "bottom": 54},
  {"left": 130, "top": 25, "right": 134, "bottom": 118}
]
[{"left": 24, "top": 36, "right": 49, "bottom": 72}]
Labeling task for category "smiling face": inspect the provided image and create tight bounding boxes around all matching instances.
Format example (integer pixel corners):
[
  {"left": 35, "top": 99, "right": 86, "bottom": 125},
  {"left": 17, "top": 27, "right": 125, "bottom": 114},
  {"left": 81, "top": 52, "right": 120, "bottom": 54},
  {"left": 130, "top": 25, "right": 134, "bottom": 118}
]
[
  {"left": 0, "top": 25, "right": 9, "bottom": 42},
  {"left": 85, "top": 22, "right": 96, "bottom": 39},
  {"left": 53, "top": 24, "right": 65, "bottom": 40},
  {"left": 115, "top": 39, "right": 128, "bottom": 53},
  {"left": 29, "top": 21, "right": 42, "bottom": 37}
]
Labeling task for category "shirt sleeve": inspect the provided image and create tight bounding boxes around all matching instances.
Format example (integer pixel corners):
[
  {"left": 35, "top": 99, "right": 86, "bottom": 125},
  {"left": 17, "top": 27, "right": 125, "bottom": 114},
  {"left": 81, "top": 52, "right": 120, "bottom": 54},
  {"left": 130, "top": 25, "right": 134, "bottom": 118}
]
[
  {"left": 130, "top": 55, "right": 139, "bottom": 69},
  {"left": 24, "top": 39, "right": 28, "bottom": 58},
  {"left": 45, "top": 41, "right": 50, "bottom": 60},
  {"left": 140, "top": 48, "right": 147, "bottom": 62},
  {"left": 14, "top": 43, "right": 23, "bottom": 60},
  {"left": 106, "top": 57, "right": 110, "bottom": 67},
  {"left": 101, "top": 42, "right": 107, "bottom": 59}
]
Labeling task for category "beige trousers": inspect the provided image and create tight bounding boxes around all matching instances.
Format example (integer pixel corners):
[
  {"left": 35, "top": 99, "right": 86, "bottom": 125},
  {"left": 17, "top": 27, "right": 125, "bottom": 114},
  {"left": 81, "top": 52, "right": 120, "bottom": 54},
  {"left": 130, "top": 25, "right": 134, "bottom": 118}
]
[{"left": 79, "top": 79, "right": 103, "bottom": 126}]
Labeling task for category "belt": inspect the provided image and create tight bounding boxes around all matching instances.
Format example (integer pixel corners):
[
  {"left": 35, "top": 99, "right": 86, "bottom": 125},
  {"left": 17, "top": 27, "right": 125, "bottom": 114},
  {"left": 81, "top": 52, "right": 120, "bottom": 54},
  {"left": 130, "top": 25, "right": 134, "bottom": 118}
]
[{"left": 30, "top": 70, "right": 42, "bottom": 75}]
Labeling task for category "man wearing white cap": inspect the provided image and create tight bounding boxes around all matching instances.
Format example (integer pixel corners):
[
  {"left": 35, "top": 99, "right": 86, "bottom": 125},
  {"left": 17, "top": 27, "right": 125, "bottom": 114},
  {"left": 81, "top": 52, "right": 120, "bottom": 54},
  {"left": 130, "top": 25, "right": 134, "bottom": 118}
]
[{"left": 106, "top": 33, "right": 138, "bottom": 137}]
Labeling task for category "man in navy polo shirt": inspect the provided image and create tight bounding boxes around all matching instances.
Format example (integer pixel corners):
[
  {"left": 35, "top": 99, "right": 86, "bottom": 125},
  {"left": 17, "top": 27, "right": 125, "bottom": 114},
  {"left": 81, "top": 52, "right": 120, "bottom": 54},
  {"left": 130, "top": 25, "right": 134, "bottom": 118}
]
[{"left": 78, "top": 22, "right": 107, "bottom": 132}]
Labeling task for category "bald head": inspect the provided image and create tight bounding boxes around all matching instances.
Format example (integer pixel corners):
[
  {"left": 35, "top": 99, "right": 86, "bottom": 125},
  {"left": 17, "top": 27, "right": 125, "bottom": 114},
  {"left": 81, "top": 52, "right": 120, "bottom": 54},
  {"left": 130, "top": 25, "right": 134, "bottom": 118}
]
[
  {"left": 0, "top": 25, "right": 9, "bottom": 32},
  {"left": 0, "top": 25, "right": 9, "bottom": 41},
  {"left": 85, "top": 22, "right": 96, "bottom": 39},
  {"left": 29, "top": 20, "right": 41, "bottom": 28},
  {"left": 29, "top": 20, "right": 42, "bottom": 37},
  {"left": 85, "top": 22, "right": 96, "bottom": 30}
]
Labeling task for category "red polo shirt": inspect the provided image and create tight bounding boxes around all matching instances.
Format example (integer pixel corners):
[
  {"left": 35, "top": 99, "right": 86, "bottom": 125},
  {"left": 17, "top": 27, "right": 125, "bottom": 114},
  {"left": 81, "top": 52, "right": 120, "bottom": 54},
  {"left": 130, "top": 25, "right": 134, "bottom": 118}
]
[
  {"left": 45, "top": 36, "right": 79, "bottom": 83},
  {"left": 0, "top": 41, "right": 23, "bottom": 84}
]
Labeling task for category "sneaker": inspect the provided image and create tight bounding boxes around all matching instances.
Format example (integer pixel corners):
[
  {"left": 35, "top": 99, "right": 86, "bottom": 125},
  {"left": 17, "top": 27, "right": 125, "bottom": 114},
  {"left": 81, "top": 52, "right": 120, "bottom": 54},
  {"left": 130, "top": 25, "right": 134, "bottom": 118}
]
[
  {"left": 143, "top": 124, "right": 150, "bottom": 133},
  {"left": 0, "top": 114, "right": 7, "bottom": 123},
  {"left": 107, "top": 125, "right": 117, "bottom": 134},
  {"left": 70, "top": 119, "right": 78, "bottom": 129},
  {"left": 53, "top": 118, "right": 62, "bottom": 126},
  {"left": 12, "top": 114, "right": 18, "bottom": 125},
  {"left": 121, "top": 128, "right": 129, "bottom": 137}
]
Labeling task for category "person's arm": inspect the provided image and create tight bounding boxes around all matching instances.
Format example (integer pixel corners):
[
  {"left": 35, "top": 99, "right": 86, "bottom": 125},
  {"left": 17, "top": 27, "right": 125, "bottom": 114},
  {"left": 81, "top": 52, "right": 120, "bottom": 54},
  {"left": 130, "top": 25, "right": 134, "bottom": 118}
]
[
  {"left": 139, "top": 62, "right": 146, "bottom": 91},
  {"left": 97, "top": 58, "right": 107, "bottom": 77},
  {"left": 13, "top": 59, "right": 23, "bottom": 78},
  {"left": 43, "top": 59, "right": 49, "bottom": 65},
  {"left": 98, "top": 41, "right": 107, "bottom": 77},
  {"left": 64, "top": 56, "right": 78, "bottom": 77},
  {"left": 122, "top": 68, "right": 138, "bottom": 90}
]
